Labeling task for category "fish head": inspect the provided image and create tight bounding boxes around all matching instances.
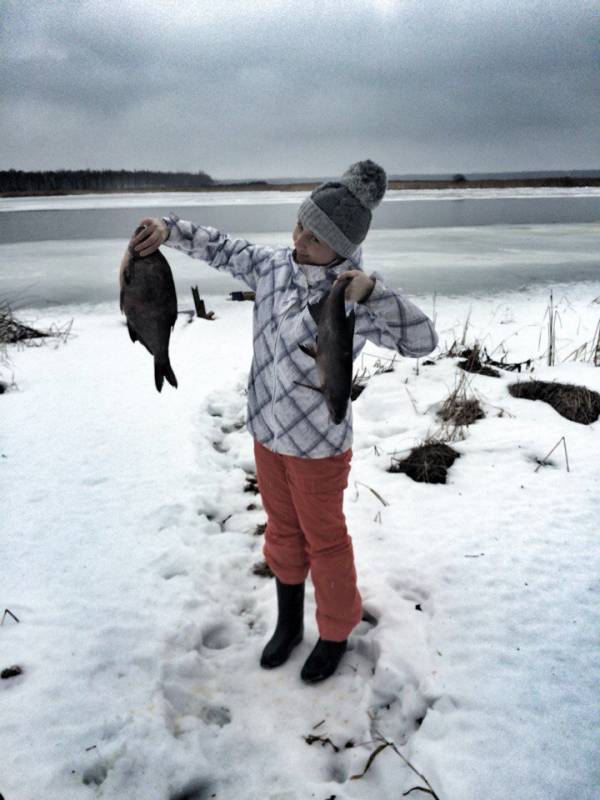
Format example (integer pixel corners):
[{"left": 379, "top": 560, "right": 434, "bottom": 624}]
[{"left": 324, "top": 383, "right": 350, "bottom": 425}]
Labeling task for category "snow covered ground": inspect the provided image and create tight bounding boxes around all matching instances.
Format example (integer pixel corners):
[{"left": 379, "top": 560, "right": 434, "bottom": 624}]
[{"left": 2, "top": 280, "right": 600, "bottom": 800}]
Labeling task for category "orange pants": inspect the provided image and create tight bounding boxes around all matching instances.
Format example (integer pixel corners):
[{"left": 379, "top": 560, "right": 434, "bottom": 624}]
[{"left": 254, "top": 439, "right": 362, "bottom": 641}]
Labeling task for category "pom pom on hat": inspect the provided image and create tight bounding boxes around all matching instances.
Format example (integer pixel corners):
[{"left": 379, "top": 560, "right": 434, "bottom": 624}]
[{"left": 341, "top": 159, "right": 387, "bottom": 210}]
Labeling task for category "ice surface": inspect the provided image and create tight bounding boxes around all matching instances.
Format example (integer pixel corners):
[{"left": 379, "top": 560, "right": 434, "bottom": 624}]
[
  {"left": 2, "top": 285, "right": 600, "bottom": 799},
  {"left": 1, "top": 223, "right": 599, "bottom": 309},
  {"left": 2, "top": 186, "right": 600, "bottom": 212}
]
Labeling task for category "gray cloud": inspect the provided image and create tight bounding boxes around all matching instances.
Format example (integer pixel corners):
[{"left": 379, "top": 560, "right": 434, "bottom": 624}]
[{"left": 1, "top": 0, "right": 598, "bottom": 177}]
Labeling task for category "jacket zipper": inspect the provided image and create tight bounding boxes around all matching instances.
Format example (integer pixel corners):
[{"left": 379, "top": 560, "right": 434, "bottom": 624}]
[{"left": 271, "top": 307, "right": 292, "bottom": 440}]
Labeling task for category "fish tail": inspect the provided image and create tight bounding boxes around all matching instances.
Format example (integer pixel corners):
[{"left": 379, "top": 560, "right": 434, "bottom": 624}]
[{"left": 154, "top": 357, "right": 178, "bottom": 392}]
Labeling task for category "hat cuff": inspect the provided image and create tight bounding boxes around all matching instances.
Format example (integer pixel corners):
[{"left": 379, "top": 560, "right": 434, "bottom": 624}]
[{"left": 297, "top": 198, "right": 359, "bottom": 259}]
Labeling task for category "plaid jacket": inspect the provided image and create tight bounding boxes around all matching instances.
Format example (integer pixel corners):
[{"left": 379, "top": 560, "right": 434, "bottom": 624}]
[{"left": 164, "top": 214, "right": 438, "bottom": 458}]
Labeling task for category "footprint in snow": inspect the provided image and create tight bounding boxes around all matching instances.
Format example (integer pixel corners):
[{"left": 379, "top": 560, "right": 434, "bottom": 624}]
[
  {"left": 200, "top": 624, "right": 233, "bottom": 651},
  {"left": 387, "top": 576, "right": 432, "bottom": 614},
  {"left": 82, "top": 760, "right": 109, "bottom": 787},
  {"left": 170, "top": 779, "right": 216, "bottom": 800}
]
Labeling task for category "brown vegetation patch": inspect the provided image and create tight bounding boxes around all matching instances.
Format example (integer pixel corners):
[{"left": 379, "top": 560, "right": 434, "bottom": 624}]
[
  {"left": 252, "top": 560, "right": 274, "bottom": 578},
  {"left": 244, "top": 476, "right": 259, "bottom": 494},
  {"left": 388, "top": 442, "right": 460, "bottom": 484},
  {"left": 439, "top": 396, "right": 484, "bottom": 427},
  {"left": 438, "top": 373, "right": 485, "bottom": 429},
  {"left": 351, "top": 369, "right": 369, "bottom": 401},
  {"left": 508, "top": 381, "right": 600, "bottom": 424},
  {"left": 457, "top": 347, "right": 501, "bottom": 378},
  {"left": 0, "top": 303, "right": 49, "bottom": 344}
]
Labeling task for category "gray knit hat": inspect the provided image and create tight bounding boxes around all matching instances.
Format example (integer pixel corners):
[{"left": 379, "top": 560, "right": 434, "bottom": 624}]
[{"left": 297, "top": 159, "right": 387, "bottom": 258}]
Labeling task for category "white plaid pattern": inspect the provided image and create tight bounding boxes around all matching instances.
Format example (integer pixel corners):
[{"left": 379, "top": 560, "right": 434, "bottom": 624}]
[{"left": 164, "top": 214, "right": 438, "bottom": 458}]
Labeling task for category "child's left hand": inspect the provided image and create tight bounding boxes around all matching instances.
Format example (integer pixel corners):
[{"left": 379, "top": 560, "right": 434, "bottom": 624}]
[{"left": 335, "top": 270, "right": 375, "bottom": 303}]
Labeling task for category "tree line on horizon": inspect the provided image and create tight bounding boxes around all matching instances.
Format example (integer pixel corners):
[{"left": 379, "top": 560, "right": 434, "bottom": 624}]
[{"left": 0, "top": 169, "right": 214, "bottom": 194}]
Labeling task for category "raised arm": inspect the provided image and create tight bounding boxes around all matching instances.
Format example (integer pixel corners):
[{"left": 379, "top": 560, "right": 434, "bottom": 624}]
[
  {"left": 132, "top": 214, "right": 275, "bottom": 292},
  {"left": 352, "top": 271, "right": 438, "bottom": 358}
]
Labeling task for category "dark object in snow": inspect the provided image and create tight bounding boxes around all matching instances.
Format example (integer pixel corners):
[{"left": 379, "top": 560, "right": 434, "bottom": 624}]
[
  {"left": 389, "top": 442, "right": 460, "bottom": 484},
  {"left": 457, "top": 347, "right": 500, "bottom": 378},
  {"left": 0, "top": 302, "right": 50, "bottom": 344},
  {"left": 0, "top": 382, "right": 5, "bottom": 394},
  {"left": 361, "top": 608, "right": 379, "bottom": 626},
  {"left": 304, "top": 733, "right": 340, "bottom": 752},
  {"left": 350, "top": 370, "right": 368, "bottom": 401},
  {"left": 252, "top": 560, "right": 274, "bottom": 578},
  {"left": 415, "top": 604, "right": 423, "bottom": 611},
  {"left": 438, "top": 395, "right": 484, "bottom": 428},
  {"left": 119, "top": 226, "right": 178, "bottom": 392},
  {"left": 229, "top": 291, "right": 256, "bottom": 301},
  {"left": 423, "top": 359, "right": 436, "bottom": 366},
  {"left": 244, "top": 476, "right": 259, "bottom": 494},
  {"left": 297, "top": 277, "right": 355, "bottom": 424},
  {"left": 170, "top": 779, "right": 215, "bottom": 800},
  {"left": 191, "top": 286, "right": 215, "bottom": 320},
  {"left": 1, "top": 608, "right": 20, "bottom": 625},
  {"left": 253, "top": 522, "right": 267, "bottom": 536},
  {"left": 1, "top": 665, "right": 22, "bottom": 679},
  {"left": 508, "top": 380, "right": 600, "bottom": 424}
]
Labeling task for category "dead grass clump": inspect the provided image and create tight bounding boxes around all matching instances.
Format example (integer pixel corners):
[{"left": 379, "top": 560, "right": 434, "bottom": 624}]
[
  {"left": 0, "top": 301, "right": 49, "bottom": 344},
  {"left": 388, "top": 441, "right": 460, "bottom": 484},
  {"left": 457, "top": 345, "right": 501, "bottom": 378},
  {"left": 349, "top": 357, "right": 398, "bottom": 403},
  {"left": 508, "top": 380, "right": 600, "bottom": 425},
  {"left": 252, "top": 560, "right": 274, "bottom": 578},
  {"left": 350, "top": 368, "right": 369, "bottom": 401},
  {"left": 244, "top": 476, "right": 259, "bottom": 494},
  {"left": 438, "top": 373, "right": 485, "bottom": 430},
  {"left": 440, "top": 397, "right": 483, "bottom": 426}
]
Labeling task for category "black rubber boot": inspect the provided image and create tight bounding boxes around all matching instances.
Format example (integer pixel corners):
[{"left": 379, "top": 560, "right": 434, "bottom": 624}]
[
  {"left": 300, "top": 638, "right": 347, "bottom": 683},
  {"left": 260, "top": 578, "right": 304, "bottom": 669}
]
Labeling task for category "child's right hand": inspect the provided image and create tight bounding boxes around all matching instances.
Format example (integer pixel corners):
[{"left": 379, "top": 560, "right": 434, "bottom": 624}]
[{"left": 132, "top": 217, "right": 168, "bottom": 256}]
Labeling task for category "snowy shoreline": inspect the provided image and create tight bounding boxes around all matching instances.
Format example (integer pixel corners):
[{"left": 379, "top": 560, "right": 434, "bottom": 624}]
[
  {"left": 2, "top": 286, "right": 600, "bottom": 799},
  {"left": 3, "top": 185, "right": 600, "bottom": 212}
]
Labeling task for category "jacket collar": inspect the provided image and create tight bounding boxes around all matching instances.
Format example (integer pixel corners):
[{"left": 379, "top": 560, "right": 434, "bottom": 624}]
[{"left": 288, "top": 247, "right": 363, "bottom": 291}]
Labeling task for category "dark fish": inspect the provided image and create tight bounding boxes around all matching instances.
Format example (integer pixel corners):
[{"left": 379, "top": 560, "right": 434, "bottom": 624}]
[
  {"left": 298, "top": 276, "right": 355, "bottom": 424},
  {"left": 119, "top": 226, "right": 178, "bottom": 392}
]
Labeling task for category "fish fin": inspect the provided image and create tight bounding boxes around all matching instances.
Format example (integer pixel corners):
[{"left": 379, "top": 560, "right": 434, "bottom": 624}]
[
  {"left": 126, "top": 321, "right": 138, "bottom": 343},
  {"left": 298, "top": 343, "right": 318, "bottom": 359},
  {"left": 164, "top": 360, "right": 178, "bottom": 389},
  {"left": 154, "top": 357, "right": 178, "bottom": 392},
  {"left": 294, "top": 380, "right": 322, "bottom": 394},
  {"left": 154, "top": 364, "right": 164, "bottom": 393}
]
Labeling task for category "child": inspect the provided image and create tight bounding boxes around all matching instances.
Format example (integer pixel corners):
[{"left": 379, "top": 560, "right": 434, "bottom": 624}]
[{"left": 133, "top": 160, "right": 438, "bottom": 683}]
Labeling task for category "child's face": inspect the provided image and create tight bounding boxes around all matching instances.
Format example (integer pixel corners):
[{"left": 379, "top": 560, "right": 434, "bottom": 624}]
[{"left": 292, "top": 221, "right": 339, "bottom": 266}]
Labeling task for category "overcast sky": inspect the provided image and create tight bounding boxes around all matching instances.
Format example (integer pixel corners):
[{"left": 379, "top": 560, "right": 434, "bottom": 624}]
[{"left": 1, "top": 0, "right": 598, "bottom": 179}]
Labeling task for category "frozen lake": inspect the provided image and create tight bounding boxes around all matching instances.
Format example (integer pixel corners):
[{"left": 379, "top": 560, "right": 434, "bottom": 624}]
[
  {"left": 2, "top": 224, "right": 599, "bottom": 310},
  {"left": 2, "top": 186, "right": 600, "bottom": 244},
  {"left": 0, "top": 188, "right": 599, "bottom": 308}
]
